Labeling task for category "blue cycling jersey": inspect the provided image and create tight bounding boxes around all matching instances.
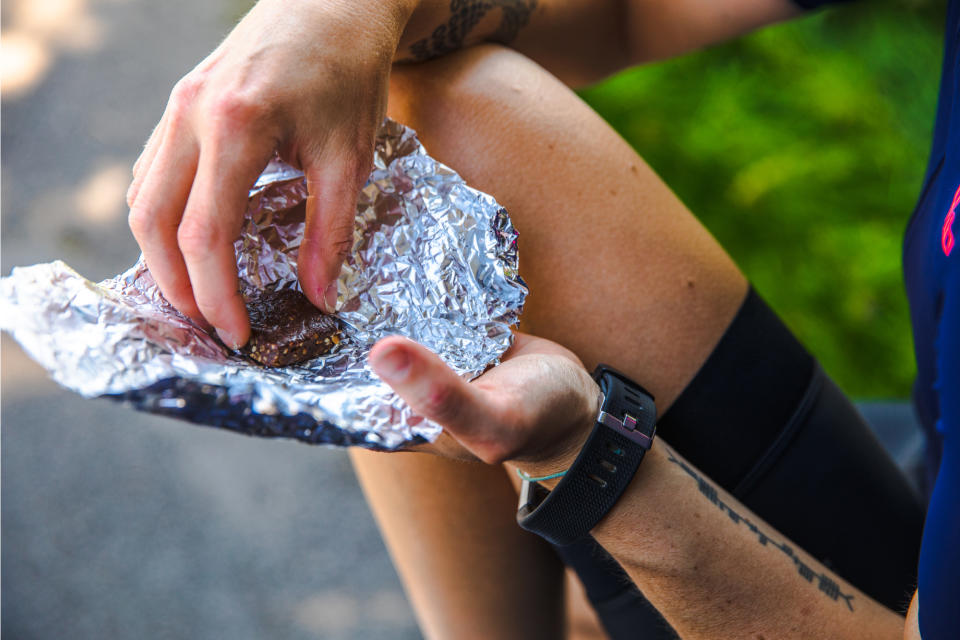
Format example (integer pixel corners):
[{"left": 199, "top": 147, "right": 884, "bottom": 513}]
[{"left": 905, "top": 1, "right": 960, "bottom": 636}]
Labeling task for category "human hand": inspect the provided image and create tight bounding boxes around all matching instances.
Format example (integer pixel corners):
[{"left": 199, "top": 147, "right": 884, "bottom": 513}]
[
  {"left": 369, "top": 333, "right": 599, "bottom": 474},
  {"left": 127, "top": 0, "right": 416, "bottom": 347}
]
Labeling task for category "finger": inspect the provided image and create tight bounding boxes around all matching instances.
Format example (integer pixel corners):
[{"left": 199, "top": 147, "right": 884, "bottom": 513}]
[
  {"left": 133, "top": 117, "right": 165, "bottom": 177},
  {"left": 369, "top": 336, "right": 511, "bottom": 462},
  {"left": 130, "top": 74, "right": 199, "bottom": 205},
  {"left": 127, "top": 130, "right": 205, "bottom": 324},
  {"left": 178, "top": 137, "right": 274, "bottom": 347},
  {"left": 298, "top": 152, "right": 368, "bottom": 313},
  {"left": 127, "top": 118, "right": 167, "bottom": 208}
]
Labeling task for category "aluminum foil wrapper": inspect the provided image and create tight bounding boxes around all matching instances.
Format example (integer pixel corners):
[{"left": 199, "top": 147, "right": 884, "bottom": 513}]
[{"left": 0, "top": 119, "right": 527, "bottom": 450}]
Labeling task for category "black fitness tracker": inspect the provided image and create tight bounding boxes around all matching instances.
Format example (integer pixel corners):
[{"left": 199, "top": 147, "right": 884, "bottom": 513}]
[{"left": 516, "top": 364, "right": 657, "bottom": 546}]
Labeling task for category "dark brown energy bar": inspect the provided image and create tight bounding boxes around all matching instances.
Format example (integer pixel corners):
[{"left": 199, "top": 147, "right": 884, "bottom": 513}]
[{"left": 241, "top": 288, "right": 342, "bottom": 367}]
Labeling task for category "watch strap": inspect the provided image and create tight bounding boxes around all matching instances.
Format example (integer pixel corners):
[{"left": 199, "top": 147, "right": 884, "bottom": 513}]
[{"left": 517, "top": 366, "right": 656, "bottom": 546}]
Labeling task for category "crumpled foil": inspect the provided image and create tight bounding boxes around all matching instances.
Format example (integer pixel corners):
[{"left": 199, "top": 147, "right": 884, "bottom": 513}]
[{"left": 0, "top": 119, "right": 527, "bottom": 450}]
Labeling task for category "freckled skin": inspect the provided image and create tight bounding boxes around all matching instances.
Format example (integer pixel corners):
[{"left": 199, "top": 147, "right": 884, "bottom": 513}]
[{"left": 241, "top": 288, "right": 342, "bottom": 367}]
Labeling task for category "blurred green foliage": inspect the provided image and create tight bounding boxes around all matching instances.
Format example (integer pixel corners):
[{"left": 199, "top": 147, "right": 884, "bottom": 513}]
[{"left": 579, "top": 0, "right": 946, "bottom": 397}]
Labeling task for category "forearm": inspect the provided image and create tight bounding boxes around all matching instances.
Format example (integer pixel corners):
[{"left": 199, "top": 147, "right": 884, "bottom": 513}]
[
  {"left": 587, "top": 442, "right": 905, "bottom": 639},
  {"left": 398, "top": 0, "right": 802, "bottom": 86},
  {"left": 398, "top": 1, "right": 626, "bottom": 86}
]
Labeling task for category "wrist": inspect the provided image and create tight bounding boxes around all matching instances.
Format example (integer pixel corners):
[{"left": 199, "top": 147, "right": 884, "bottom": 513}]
[
  {"left": 510, "top": 425, "right": 591, "bottom": 491},
  {"left": 515, "top": 365, "right": 658, "bottom": 546},
  {"left": 321, "top": 0, "right": 417, "bottom": 52},
  {"left": 511, "top": 381, "right": 600, "bottom": 490},
  {"left": 395, "top": 0, "right": 461, "bottom": 61}
]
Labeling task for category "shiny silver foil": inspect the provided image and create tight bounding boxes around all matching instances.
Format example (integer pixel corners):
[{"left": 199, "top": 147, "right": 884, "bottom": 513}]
[{"left": 0, "top": 119, "right": 527, "bottom": 450}]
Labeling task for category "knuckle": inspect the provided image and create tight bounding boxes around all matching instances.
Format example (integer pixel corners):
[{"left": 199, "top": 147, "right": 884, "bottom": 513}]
[
  {"left": 209, "top": 91, "right": 265, "bottom": 127},
  {"left": 127, "top": 207, "right": 153, "bottom": 237},
  {"left": 421, "top": 382, "right": 461, "bottom": 426},
  {"left": 167, "top": 77, "right": 200, "bottom": 125},
  {"left": 329, "top": 231, "right": 355, "bottom": 260},
  {"left": 170, "top": 75, "right": 202, "bottom": 106},
  {"left": 177, "top": 218, "right": 219, "bottom": 256},
  {"left": 125, "top": 183, "right": 139, "bottom": 209}
]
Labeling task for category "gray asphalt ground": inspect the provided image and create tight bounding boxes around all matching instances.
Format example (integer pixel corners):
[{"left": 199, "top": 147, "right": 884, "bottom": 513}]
[
  {"left": 2, "top": 1, "right": 419, "bottom": 638},
  {"left": 1, "top": 2, "right": 927, "bottom": 639}
]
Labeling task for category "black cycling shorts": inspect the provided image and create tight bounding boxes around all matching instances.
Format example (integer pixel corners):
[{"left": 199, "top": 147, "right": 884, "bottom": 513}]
[{"left": 553, "top": 287, "right": 924, "bottom": 639}]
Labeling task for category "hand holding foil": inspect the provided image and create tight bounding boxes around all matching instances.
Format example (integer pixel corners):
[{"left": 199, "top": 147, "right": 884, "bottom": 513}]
[
  {"left": 125, "top": 0, "right": 412, "bottom": 346},
  {"left": 1, "top": 120, "right": 527, "bottom": 450}
]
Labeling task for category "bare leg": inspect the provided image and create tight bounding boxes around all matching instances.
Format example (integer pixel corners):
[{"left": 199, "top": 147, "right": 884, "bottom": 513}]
[
  {"left": 353, "top": 453, "right": 566, "bottom": 639},
  {"left": 386, "top": 47, "right": 747, "bottom": 405},
  {"left": 353, "top": 44, "right": 747, "bottom": 639}
]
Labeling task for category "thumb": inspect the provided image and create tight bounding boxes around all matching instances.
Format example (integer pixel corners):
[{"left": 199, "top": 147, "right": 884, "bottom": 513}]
[
  {"left": 369, "top": 336, "right": 508, "bottom": 462},
  {"left": 298, "top": 155, "right": 365, "bottom": 313}
]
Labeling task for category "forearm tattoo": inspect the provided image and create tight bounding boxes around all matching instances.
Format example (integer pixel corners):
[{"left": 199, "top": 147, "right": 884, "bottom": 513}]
[
  {"left": 663, "top": 446, "right": 856, "bottom": 612},
  {"left": 406, "top": 1, "right": 538, "bottom": 62}
]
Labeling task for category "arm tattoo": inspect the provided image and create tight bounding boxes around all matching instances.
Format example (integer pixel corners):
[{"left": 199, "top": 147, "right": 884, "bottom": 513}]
[
  {"left": 406, "top": 1, "right": 538, "bottom": 62},
  {"left": 663, "top": 446, "right": 856, "bottom": 612}
]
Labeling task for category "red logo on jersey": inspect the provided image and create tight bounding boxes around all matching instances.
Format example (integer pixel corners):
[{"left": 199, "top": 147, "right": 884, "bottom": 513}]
[{"left": 944, "top": 184, "right": 959, "bottom": 257}]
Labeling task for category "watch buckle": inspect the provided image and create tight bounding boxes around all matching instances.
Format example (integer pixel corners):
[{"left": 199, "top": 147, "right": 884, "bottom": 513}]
[{"left": 597, "top": 393, "right": 655, "bottom": 449}]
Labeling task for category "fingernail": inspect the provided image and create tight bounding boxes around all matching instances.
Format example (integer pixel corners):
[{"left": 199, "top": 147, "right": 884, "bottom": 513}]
[
  {"left": 372, "top": 346, "right": 410, "bottom": 383},
  {"left": 217, "top": 328, "right": 242, "bottom": 350},
  {"left": 322, "top": 283, "right": 338, "bottom": 313}
]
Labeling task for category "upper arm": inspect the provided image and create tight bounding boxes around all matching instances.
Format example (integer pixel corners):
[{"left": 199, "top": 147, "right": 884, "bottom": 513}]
[{"left": 624, "top": 0, "right": 805, "bottom": 64}]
